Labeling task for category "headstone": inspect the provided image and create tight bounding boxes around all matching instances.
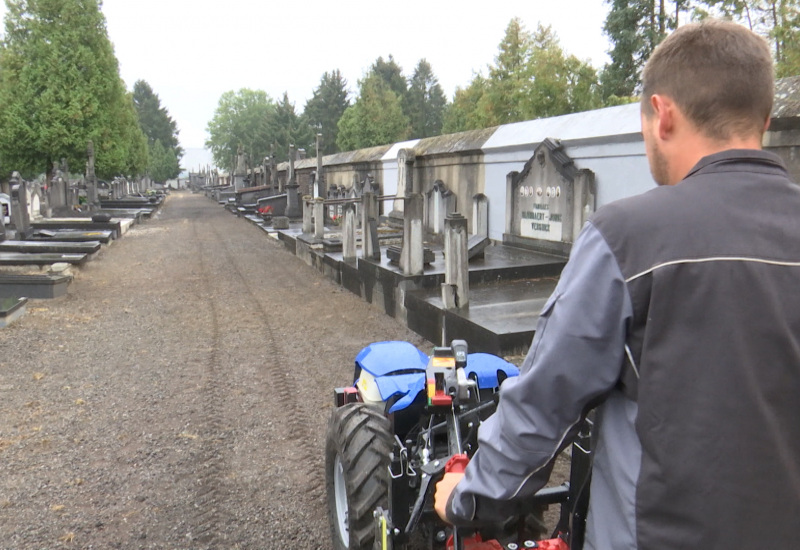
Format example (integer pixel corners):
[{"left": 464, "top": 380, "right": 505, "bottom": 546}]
[
  {"left": 311, "top": 171, "right": 318, "bottom": 199},
  {"left": 0, "top": 194, "right": 7, "bottom": 242},
  {"left": 472, "top": 194, "right": 489, "bottom": 237},
  {"left": 390, "top": 149, "right": 415, "bottom": 220},
  {"left": 28, "top": 181, "right": 43, "bottom": 220},
  {"left": 315, "top": 133, "right": 326, "bottom": 206},
  {"left": 270, "top": 144, "right": 278, "bottom": 193},
  {"left": 302, "top": 196, "right": 313, "bottom": 234},
  {"left": 288, "top": 144, "right": 296, "bottom": 186},
  {"left": 285, "top": 145, "right": 302, "bottom": 218},
  {"left": 361, "top": 192, "right": 380, "bottom": 260},
  {"left": 9, "top": 173, "right": 32, "bottom": 239},
  {"left": 314, "top": 198, "right": 325, "bottom": 240},
  {"left": 86, "top": 141, "right": 99, "bottom": 209},
  {"left": 234, "top": 144, "right": 247, "bottom": 191},
  {"left": 342, "top": 202, "right": 357, "bottom": 261},
  {"left": 442, "top": 212, "right": 469, "bottom": 309},
  {"left": 425, "top": 180, "right": 456, "bottom": 235},
  {"left": 505, "top": 138, "right": 596, "bottom": 256},
  {"left": 400, "top": 193, "right": 424, "bottom": 276},
  {"left": 273, "top": 216, "right": 290, "bottom": 230}
]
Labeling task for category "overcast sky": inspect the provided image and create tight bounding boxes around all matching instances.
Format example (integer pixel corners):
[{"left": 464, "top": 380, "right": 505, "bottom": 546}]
[{"left": 0, "top": 1, "right": 612, "bottom": 169}]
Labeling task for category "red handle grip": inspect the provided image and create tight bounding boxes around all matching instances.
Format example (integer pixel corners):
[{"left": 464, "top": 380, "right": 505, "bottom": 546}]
[{"left": 444, "top": 453, "right": 469, "bottom": 474}]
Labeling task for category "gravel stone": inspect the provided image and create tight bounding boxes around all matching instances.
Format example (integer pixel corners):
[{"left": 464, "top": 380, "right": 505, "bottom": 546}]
[{"left": 0, "top": 192, "right": 430, "bottom": 549}]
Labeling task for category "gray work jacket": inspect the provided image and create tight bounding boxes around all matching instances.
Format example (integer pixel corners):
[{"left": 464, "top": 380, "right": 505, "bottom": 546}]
[{"left": 447, "top": 149, "right": 800, "bottom": 549}]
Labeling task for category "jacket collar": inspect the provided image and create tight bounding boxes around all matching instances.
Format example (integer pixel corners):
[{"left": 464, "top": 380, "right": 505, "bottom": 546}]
[{"left": 684, "top": 149, "right": 789, "bottom": 181}]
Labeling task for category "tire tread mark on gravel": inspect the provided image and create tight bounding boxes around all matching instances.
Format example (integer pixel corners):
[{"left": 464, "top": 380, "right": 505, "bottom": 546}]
[
  {"left": 206, "top": 224, "right": 322, "bottom": 493},
  {"left": 189, "top": 220, "right": 226, "bottom": 548}
]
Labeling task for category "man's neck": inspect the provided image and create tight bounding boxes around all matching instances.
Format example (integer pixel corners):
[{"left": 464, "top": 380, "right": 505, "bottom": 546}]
[{"left": 667, "top": 133, "right": 764, "bottom": 185}]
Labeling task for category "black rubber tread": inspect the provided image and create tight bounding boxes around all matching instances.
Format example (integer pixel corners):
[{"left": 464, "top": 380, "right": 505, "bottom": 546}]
[{"left": 326, "top": 403, "right": 393, "bottom": 550}]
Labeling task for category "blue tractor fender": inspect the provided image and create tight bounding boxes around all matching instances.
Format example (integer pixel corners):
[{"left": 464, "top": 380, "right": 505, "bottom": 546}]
[{"left": 354, "top": 342, "right": 520, "bottom": 413}]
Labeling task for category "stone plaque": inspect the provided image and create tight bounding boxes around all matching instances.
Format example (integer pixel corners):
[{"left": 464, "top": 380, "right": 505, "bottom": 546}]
[
  {"left": 505, "top": 138, "right": 595, "bottom": 255},
  {"left": 518, "top": 184, "right": 564, "bottom": 242}
]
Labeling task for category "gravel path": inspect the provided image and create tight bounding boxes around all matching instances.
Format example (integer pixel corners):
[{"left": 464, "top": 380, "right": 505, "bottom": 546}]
[{"left": 0, "top": 192, "right": 430, "bottom": 549}]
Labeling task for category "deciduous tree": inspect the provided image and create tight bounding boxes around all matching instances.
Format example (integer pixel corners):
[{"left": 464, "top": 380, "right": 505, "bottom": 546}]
[
  {"left": 205, "top": 89, "right": 275, "bottom": 172},
  {"left": 695, "top": 0, "right": 800, "bottom": 78}
]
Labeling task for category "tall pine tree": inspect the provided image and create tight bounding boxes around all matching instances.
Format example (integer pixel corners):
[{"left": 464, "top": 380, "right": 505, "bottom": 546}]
[
  {"left": 336, "top": 73, "right": 409, "bottom": 151},
  {"left": 271, "top": 92, "right": 314, "bottom": 161},
  {"left": 303, "top": 70, "right": 350, "bottom": 155},
  {"left": 133, "top": 80, "right": 182, "bottom": 180},
  {"left": 406, "top": 59, "right": 448, "bottom": 139},
  {"left": 0, "top": 0, "right": 147, "bottom": 178},
  {"left": 601, "top": 0, "right": 672, "bottom": 99}
]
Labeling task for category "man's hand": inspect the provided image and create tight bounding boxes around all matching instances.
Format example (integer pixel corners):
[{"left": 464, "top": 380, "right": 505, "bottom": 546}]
[{"left": 434, "top": 472, "right": 465, "bottom": 523}]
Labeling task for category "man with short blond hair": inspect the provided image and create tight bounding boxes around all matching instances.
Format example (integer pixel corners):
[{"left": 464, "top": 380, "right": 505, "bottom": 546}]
[{"left": 436, "top": 20, "right": 800, "bottom": 549}]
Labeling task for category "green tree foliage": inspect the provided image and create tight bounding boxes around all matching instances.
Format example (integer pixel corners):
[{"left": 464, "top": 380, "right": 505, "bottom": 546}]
[
  {"left": 303, "top": 70, "right": 350, "bottom": 155},
  {"left": 695, "top": 0, "right": 800, "bottom": 78},
  {"left": 442, "top": 75, "right": 492, "bottom": 133},
  {"left": 522, "top": 25, "right": 603, "bottom": 118},
  {"left": 336, "top": 73, "right": 410, "bottom": 151},
  {"left": 601, "top": 0, "right": 687, "bottom": 99},
  {"left": 133, "top": 80, "right": 182, "bottom": 180},
  {"left": 370, "top": 55, "right": 408, "bottom": 108},
  {"left": 133, "top": 81, "right": 182, "bottom": 152},
  {"left": 443, "top": 19, "right": 602, "bottom": 133},
  {"left": 148, "top": 139, "right": 179, "bottom": 183},
  {"left": 406, "top": 59, "right": 448, "bottom": 139},
  {"left": 117, "top": 91, "right": 149, "bottom": 177},
  {"left": 271, "top": 92, "right": 314, "bottom": 161},
  {"left": 0, "top": 0, "right": 148, "bottom": 178},
  {"left": 484, "top": 17, "right": 533, "bottom": 124},
  {"left": 205, "top": 89, "right": 276, "bottom": 172}
]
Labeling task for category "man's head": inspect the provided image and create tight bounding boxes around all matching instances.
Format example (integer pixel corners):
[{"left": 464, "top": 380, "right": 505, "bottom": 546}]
[{"left": 640, "top": 20, "right": 774, "bottom": 185}]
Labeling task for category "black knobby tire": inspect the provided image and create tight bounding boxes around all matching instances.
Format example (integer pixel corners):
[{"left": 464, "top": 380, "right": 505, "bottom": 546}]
[{"left": 326, "top": 403, "right": 393, "bottom": 550}]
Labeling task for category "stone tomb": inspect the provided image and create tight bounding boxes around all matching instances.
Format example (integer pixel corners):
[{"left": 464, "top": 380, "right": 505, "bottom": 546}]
[
  {"left": 504, "top": 138, "right": 596, "bottom": 257},
  {"left": 424, "top": 180, "right": 456, "bottom": 236}
]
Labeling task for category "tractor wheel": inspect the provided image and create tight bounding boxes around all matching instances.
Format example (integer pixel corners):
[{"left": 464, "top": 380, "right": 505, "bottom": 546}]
[{"left": 326, "top": 403, "right": 393, "bottom": 550}]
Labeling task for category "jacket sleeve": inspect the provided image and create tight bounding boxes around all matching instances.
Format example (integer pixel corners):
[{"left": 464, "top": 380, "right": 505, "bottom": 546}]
[{"left": 447, "top": 222, "right": 633, "bottom": 524}]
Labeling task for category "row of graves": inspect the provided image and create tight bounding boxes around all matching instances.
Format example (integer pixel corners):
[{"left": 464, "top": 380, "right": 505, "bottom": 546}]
[
  {"left": 197, "top": 139, "right": 578, "bottom": 356},
  {"left": 0, "top": 141, "right": 166, "bottom": 327},
  {"left": 197, "top": 76, "right": 800, "bottom": 355}
]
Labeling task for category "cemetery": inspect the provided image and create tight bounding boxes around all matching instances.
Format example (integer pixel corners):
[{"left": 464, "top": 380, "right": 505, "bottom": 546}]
[
  {"left": 0, "top": 140, "right": 165, "bottom": 317},
  {"left": 193, "top": 75, "right": 800, "bottom": 355},
  {"left": 5, "top": 2, "right": 800, "bottom": 547}
]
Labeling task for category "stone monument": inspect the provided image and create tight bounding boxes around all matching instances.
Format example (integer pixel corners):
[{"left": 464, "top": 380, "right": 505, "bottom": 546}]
[
  {"left": 86, "top": 140, "right": 99, "bottom": 209},
  {"left": 233, "top": 145, "right": 247, "bottom": 191},
  {"left": 315, "top": 133, "right": 325, "bottom": 201},
  {"left": 285, "top": 145, "right": 302, "bottom": 218},
  {"left": 9, "top": 172, "right": 32, "bottom": 240},
  {"left": 389, "top": 148, "right": 415, "bottom": 221},
  {"left": 442, "top": 212, "right": 469, "bottom": 309}
]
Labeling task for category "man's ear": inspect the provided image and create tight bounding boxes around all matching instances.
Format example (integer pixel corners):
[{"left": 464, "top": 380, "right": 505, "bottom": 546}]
[
  {"left": 763, "top": 116, "right": 771, "bottom": 133},
  {"left": 650, "top": 94, "right": 674, "bottom": 140}
]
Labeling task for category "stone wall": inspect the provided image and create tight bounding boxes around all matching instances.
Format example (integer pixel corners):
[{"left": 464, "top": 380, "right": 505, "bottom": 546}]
[{"left": 260, "top": 76, "right": 800, "bottom": 250}]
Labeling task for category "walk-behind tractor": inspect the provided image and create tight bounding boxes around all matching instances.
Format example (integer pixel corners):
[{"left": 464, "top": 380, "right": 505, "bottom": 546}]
[{"left": 325, "top": 340, "right": 592, "bottom": 550}]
